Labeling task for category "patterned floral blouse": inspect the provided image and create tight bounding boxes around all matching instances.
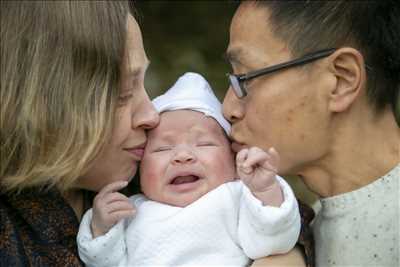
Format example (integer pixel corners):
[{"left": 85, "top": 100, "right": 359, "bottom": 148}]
[{"left": 0, "top": 188, "right": 314, "bottom": 267}]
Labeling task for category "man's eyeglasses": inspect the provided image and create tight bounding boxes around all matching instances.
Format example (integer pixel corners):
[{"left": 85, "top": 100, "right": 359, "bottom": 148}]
[{"left": 227, "top": 48, "right": 336, "bottom": 98}]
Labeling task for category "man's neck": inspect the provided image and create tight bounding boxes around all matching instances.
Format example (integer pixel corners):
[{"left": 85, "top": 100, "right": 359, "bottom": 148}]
[{"left": 300, "top": 108, "right": 399, "bottom": 198}]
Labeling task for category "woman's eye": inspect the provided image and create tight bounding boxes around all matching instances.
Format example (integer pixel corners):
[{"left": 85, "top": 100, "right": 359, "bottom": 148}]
[{"left": 118, "top": 94, "right": 133, "bottom": 106}]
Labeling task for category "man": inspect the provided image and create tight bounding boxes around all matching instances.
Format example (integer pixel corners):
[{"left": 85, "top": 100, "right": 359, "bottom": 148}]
[{"left": 223, "top": 1, "right": 399, "bottom": 266}]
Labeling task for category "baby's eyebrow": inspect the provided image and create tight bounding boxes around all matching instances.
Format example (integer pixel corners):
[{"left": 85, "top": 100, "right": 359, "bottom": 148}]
[
  {"left": 190, "top": 127, "right": 224, "bottom": 141},
  {"left": 190, "top": 124, "right": 211, "bottom": 135},
  {"left": 151, "top": 132, "right": 176, "bottom": 143}
]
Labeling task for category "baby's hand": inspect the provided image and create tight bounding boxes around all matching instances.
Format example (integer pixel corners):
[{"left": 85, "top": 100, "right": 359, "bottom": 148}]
[
  {"left": 91, "top": 181, "right": 136, "bottom": 238},
  {"left": 236, "top": 147, "right": 283, "bottom": 206}
]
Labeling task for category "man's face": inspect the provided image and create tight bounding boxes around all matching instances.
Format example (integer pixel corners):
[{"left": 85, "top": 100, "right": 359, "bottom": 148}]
[
  {"left": 223, "top": 1, "right": 332, "bottom": 175},
  {"left": 140, "top": 110, "right": 236, "bottom": 207}
]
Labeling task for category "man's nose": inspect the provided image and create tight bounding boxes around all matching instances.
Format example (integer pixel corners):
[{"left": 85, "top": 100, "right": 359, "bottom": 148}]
[
  {"left": 222, "top": 87, "right": 244, "bottom": 124},
  {"left": 172, "top": 147, "right": 196, "bottom": 164}
]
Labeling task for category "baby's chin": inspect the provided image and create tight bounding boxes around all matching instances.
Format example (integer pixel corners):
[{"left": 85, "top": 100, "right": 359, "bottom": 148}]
[
  {"left": 161, "top": 184, "right": 228, "bottom": 207},
  {"left": 150, "top": 189, "right": 208, "bottom": 208},
  {"left": 160, "top": 194, "right": 201, "bottom": 208}
]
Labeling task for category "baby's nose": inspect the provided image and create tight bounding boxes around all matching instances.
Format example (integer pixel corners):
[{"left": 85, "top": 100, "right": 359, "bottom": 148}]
[{"left": 172, "top": 147, "right": 196, "bottom": 164}]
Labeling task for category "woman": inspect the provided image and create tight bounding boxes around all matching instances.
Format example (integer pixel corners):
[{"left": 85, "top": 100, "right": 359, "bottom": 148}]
[{"left": 1, "top": 1, "right": 159, "bottom": 265}]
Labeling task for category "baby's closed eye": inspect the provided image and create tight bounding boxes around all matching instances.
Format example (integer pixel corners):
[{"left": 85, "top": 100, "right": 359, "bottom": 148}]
[
  {"left": 196, "top": 142, "right": 218, "bottom": 147},
  {"left": 153, "top": 146, "right": 173, "bottom": 152}
]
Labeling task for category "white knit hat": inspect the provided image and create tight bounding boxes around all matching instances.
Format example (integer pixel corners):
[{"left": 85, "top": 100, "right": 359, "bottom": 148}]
[{"left": 152, "top": 72, "right": 231, "bottom": 134}]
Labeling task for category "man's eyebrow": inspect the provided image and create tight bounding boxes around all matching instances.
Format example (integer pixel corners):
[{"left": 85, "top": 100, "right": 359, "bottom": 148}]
[
  {"left": 223, "top": 48, "right": 244, "bottom": 65},
  {"left": 224, "top": 48, "right": 270, "bottom": 70}
]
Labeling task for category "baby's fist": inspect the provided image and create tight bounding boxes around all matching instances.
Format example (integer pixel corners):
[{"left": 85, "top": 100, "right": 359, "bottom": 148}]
[{"left": 236, "top": 147, "right": 279, "bottom": 193}]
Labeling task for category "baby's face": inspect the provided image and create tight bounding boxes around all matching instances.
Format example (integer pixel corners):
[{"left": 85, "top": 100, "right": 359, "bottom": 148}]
[{"left": 140, "top": 110, "right": 236, "bottom": 207}]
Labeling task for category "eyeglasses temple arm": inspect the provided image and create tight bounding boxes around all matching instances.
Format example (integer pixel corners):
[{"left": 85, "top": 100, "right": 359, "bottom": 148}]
[{"left": 240, "top": 48, "right": 337, "bottom": 81}]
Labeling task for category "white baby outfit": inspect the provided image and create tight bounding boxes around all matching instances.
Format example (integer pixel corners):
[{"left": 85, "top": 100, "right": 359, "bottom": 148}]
[
  {"left": 77, "top": 72, "right": 301, "bottom": 266},
  {"left": 78, "top": 177, "right": 300, "bottom": 266}
]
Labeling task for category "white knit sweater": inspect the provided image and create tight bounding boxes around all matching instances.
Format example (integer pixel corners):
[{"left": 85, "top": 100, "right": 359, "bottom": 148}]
[
  {"left": 78, "top": 177, "right": 301, "bottom": 267},
  {"left": 313, "top": 164, "right": 399, "bottom": 267}
]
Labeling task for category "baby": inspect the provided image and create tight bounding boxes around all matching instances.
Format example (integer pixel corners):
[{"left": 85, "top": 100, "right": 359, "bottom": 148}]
[{"left": 77, "top": 72, "right": 301, "bottom": 266}]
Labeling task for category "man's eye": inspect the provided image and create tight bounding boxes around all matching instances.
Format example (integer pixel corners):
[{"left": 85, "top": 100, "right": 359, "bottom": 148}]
[{"left": 242, "top": 80, "right": 254, "bottom": 91}]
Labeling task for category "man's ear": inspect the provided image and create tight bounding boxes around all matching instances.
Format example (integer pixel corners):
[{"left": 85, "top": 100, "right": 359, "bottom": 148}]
[{"left": 328, "top": 47, "right": 366, "bottom": 112}]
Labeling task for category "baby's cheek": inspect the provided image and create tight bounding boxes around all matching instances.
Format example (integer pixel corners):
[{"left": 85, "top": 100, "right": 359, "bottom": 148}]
[
  {"left": 212, "top": 157, "right": 236, "bottom": 182},
  {"left": 140, "top": 160, "right": 162, "bottom": 196},
  {"left": 222, "top": 153, "right": 237, "bottom": 179}
]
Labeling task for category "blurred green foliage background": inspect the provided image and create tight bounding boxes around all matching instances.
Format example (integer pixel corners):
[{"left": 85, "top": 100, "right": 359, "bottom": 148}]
[
  {"left": 134, "top": 1, "right": 317, "bottom": 206},
  {"left": 135, "top": 0, "right": 237, "bottom": 100}
]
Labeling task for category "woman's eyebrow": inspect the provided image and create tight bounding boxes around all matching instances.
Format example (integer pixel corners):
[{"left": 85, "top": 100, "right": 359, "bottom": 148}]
[{"left": 127, "top": 60, "right": 150, "bottom": 78}]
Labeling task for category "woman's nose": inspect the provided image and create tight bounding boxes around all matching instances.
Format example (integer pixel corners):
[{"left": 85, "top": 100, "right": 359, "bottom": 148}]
[
  {"left": 222, "top": 87, "right": 244, "bottom": 124},
  {"left": 133, "top": 98, "right": 160, "bottom": 130}
]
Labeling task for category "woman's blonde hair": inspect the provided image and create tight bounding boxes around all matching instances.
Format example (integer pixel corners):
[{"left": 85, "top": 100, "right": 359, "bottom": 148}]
[{"left": 1, "top": 1, "right": 132, "bottom": 193}]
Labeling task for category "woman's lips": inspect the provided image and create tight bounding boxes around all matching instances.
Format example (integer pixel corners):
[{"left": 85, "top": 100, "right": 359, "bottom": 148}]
[
  {"left": 128, "top": 148, "right": 144, "bottom": 158},
  {"left": 124, "top": 143, "right": 146, "bottom": 159}
]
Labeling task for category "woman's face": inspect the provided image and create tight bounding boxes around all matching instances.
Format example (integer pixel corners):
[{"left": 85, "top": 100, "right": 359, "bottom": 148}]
[{"left": 78, "top": 15, "right": 159, "bottom": 191}]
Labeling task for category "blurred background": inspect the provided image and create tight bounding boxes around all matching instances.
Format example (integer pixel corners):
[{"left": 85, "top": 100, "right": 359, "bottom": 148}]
[
  {"left": 134, "top": 1, "right": 317, "bottom": 206},
  {"left": 135, "top": 0, "right": 236, "bottom": 100}
]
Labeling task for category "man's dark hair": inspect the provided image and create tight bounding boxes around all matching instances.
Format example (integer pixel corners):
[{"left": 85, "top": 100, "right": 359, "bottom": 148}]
[{"left": 256, "top": 0, "right": 399, "bottom": 122}]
